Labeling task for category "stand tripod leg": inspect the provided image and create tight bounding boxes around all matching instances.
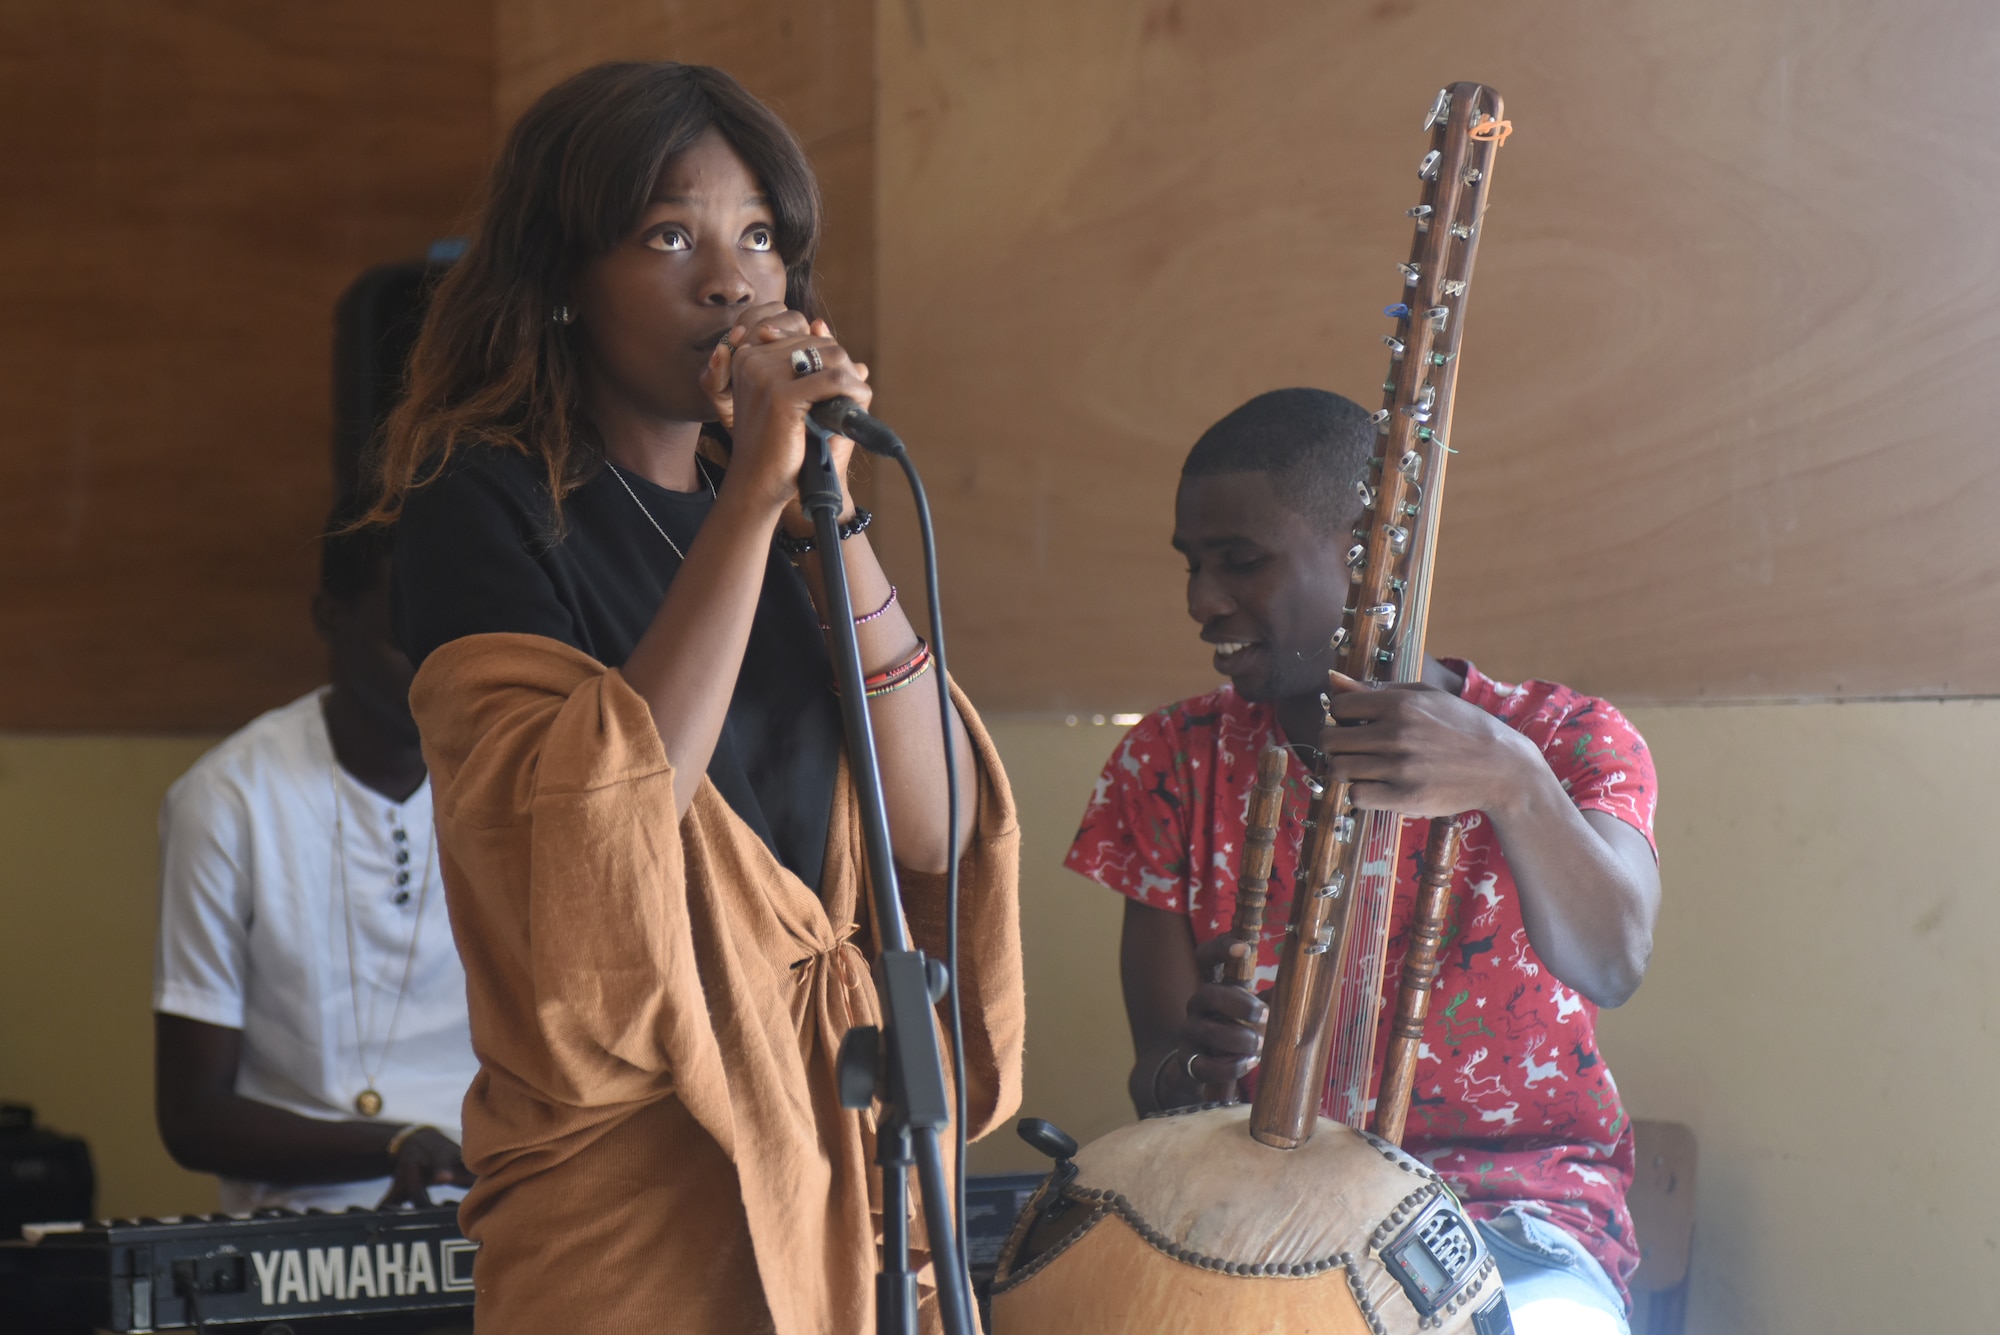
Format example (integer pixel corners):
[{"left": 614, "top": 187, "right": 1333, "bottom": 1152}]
[{"left": 878, "top": 1124, "right": 918, "bottom": 1335}]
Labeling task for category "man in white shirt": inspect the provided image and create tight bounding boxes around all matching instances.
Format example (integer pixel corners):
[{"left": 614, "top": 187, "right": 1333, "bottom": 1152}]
[{"left": 153, "top": 510, "right": 479, "bottom": 1212}]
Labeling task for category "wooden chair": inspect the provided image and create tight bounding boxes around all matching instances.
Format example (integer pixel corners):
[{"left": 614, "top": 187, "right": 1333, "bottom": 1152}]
[{"left": 1625, "top": 1120, "right": 1697, "bottom": 1335}]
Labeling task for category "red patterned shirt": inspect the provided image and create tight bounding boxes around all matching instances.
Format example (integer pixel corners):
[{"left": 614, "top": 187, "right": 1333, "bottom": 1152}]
[{"left": 1064, "top": 660, "right": 1656, "bottom": 1299}]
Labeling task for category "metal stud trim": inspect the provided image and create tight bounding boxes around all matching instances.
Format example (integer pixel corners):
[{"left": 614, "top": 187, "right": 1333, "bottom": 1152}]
[
  {"left": 987, "top": 1198, "right": 1108, "bottom": 1295},
  {"left": 997, "top": 1180, "right": 1402, "bottom": 1327}
]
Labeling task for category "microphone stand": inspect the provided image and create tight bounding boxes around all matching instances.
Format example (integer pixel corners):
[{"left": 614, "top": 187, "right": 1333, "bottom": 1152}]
[{"left": 799, "top": 420, "right": 975, "bottom": 1335}]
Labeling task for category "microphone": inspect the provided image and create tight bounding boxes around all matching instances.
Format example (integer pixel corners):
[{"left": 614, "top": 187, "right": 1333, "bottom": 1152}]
[{"left": 808, "top": 396, "right": 904, "bottom": 457}]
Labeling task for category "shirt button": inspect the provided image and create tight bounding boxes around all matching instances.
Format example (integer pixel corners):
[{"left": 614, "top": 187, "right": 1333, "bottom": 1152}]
[
  {"left": 397, "top": 871, "right": 411, "bottom": 886},
  {"left": 395, "top": 850, "right": 410, "bottom": 865},
  {"left": 395, "top": 890, "right": 412, "bottom": 905},
  {"left": 393, "top": 829, "right": 408, "bottom": 843}
]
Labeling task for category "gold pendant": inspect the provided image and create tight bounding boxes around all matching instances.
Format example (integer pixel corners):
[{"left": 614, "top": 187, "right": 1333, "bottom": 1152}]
[{"left": 355, "top": 1088, "right": 384, "bottom": 1118}]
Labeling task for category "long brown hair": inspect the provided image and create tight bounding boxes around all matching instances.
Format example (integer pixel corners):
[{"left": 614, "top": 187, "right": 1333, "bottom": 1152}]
[{"left": 363, "top": 62, "right": 822, "bottom": 524}]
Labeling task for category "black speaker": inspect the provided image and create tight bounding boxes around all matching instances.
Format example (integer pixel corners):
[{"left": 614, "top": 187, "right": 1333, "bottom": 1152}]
[
  {"left": 331, "top": 238, "right": 465, "bottom": 499},
  {"left": 0, "top": 1105, "right": 93, "bottom": 1237}
]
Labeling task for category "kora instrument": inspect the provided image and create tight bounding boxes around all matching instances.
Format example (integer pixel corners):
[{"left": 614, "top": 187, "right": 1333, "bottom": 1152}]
[{"left": 993, "top": 82, "right": 1514, "bottom": 1335}]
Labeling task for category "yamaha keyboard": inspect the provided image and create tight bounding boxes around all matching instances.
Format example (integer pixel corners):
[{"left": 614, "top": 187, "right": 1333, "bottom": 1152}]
[
  {"left": 0, "top": 1173, "right": 1047, "bottom": 1331},
  {"left": 0, "top": 1205, "right": 474, "bottom": 1332}
]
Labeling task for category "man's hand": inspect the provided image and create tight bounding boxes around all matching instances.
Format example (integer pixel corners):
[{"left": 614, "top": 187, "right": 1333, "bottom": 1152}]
[
  {"left": 1318, "top": 674, "right": 1540, "bottom": 819},
  {"left": 1177, "top": 933, "right": 1269, "bottom": 1091},
  {"left": 379, "top": 1127, "right": 475, "bottom": 1209},
  {"left": 1315, "top": 669, "right": 1661, "bottom": 1007},
  {"left": 1121, "top": 902, "right": 1274, "bottom": 1114},
  {"left": 156, "top": 1014, "right": 482, "bottom": 1192}
]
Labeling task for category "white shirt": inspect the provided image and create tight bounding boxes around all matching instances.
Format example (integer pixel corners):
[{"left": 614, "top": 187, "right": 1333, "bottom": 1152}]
[{"left": 154, "top": 688, "right": 477, "bottom": 1212}]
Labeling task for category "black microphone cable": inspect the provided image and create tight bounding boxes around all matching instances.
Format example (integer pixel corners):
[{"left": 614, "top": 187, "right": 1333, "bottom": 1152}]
[{"left": 902, "top": 440, "right": 970, "bottom": 1284}]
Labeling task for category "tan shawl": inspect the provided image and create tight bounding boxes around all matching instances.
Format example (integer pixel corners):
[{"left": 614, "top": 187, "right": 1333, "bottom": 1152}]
[{"left": 410, "top": 633, "right": 1025, "bottom": 1335}]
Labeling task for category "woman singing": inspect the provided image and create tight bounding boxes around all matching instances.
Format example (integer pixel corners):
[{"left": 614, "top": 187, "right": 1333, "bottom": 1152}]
[{"left": 367, "top": 62, "right": 1024, "bottom": 1334}]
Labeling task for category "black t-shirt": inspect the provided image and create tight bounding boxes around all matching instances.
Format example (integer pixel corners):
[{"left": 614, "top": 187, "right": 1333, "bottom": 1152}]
[{"left": 392, "top": 445, "right": 843, "bottom": 893}]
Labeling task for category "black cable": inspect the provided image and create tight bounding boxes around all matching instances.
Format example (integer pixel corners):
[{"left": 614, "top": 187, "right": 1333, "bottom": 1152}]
[
  {"left": 175, "top": 1263, "right": 208, "bottom": 1335},
  {"left": 888, "top": 444, "right": 969, "bottom": 1279}
]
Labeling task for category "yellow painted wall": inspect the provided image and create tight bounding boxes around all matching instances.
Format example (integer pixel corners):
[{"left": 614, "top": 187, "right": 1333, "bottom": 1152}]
[
  {"left": 0, "top": 734, "right": 222, "bottom": 1221},
  {"left": 13, "top": 704, "right": 1996, "bottom": 1332},
  {"left": 980, "top": 700, "right": 2000, "bottom": 1334}
]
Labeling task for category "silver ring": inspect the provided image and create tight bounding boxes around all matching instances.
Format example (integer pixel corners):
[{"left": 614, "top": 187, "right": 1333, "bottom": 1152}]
[
  {"left": 1185, "top": 1050, "right": 1201, "bottom": 1082},
  {"left": 789, "top": 346, "right": 824, "bottom": 377}
]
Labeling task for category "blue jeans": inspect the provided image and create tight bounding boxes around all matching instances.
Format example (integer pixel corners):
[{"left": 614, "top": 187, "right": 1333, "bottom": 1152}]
[{"left": 1476, "top": 1208, "right": 1630, "bottom": 1335}]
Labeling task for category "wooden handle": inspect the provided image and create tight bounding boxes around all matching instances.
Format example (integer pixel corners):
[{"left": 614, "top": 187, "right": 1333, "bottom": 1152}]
[
  {"left": 1372, "top": 815, "right": 1465, "bottom": 1146},
  {"left": 1202, "top": 746, "right": 1291, "bottom": 1104}
]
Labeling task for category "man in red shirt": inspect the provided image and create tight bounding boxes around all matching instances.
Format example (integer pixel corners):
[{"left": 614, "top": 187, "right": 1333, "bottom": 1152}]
[{"left": 1066, "top": 388, "right": 1661, "bottom": 1335}]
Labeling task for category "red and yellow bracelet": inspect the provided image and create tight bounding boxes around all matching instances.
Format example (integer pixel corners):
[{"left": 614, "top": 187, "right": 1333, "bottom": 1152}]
[
  {"left": 835, "top": 639, "right": 934, "bottom": 699},
  {"left": 867, "top": 642, "right": 934, "bottom": 698}
]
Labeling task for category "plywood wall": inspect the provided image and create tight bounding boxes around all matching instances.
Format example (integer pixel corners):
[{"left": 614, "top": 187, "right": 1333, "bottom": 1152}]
[
  {"left": 495, "top": 0, "right": 877, "bottom": 365},
  {"left": 0, "top": 1, "right": 493, "bottom": 729},
  {"left": 877, "top": 0, "right": 2000, "bottom": 709}
]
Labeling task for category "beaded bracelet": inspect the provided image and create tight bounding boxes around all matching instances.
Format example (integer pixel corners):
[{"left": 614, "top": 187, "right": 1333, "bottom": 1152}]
[
  {"left": 822, "top": 585, "right": 897, "bottom": 632},
  {"left": 834, "top": 639, "right": 932, "bottom": 698},
  {"left": 776, "top": 507, "right": 872, "bottom": 557},
  {"left": 866, "top": 652, "right": 934, "bottom": 699},
  {"left": 865, "top": 641, "right": 932, "bottom": 693}
]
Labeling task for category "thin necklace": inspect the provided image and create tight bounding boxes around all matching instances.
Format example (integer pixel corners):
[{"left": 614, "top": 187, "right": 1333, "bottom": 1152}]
[
  {"left": 332, "top": 768, "right": 435, "bottom": 1119},
  {"left": 605, "top": 455, "right": 716, "bottom": 560}
]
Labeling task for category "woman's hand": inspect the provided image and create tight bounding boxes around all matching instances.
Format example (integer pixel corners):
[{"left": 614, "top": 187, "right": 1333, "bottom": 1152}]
[{"left": 699, "top": 303, "right": 872, "bottom": 523}]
